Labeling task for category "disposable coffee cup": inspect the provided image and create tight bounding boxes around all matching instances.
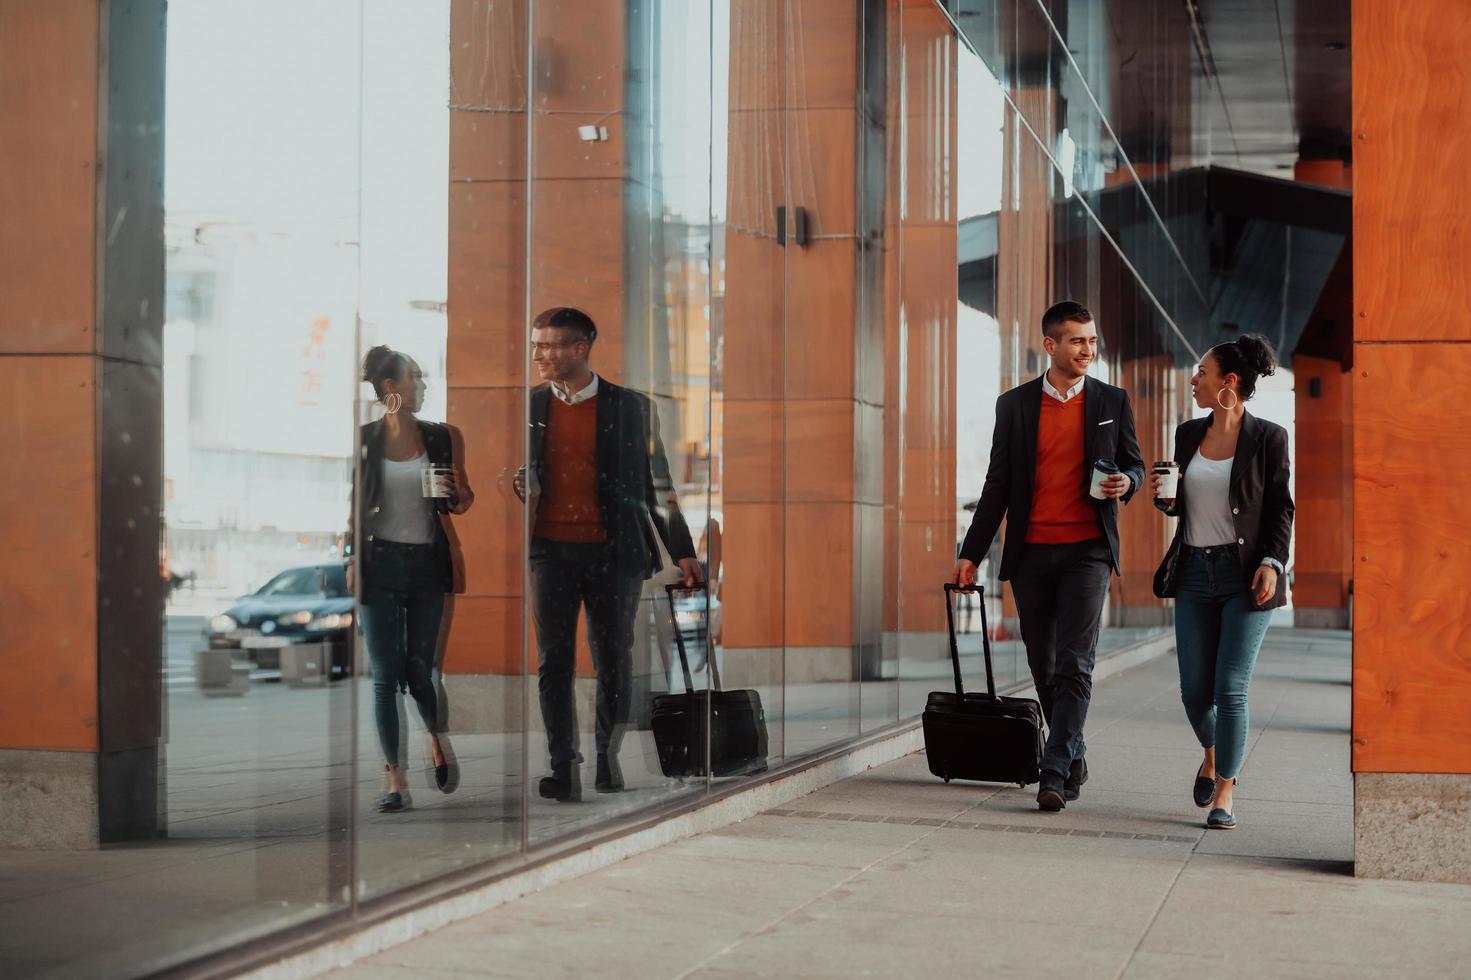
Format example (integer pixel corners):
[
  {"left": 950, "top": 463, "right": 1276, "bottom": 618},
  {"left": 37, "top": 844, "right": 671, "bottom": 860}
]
[
  {"left": 421, "top": 465, "right": 454, "bottom": 499},
  {"left": 1089, "top": 459, "right": 1120, "bottom": 500},
  {"left": 1153, "top": 460, "right": 1179, "bottom": 510}
]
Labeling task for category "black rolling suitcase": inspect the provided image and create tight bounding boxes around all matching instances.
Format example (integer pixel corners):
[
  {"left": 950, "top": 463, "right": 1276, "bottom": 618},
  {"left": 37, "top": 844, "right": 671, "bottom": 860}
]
[
  {"left": 651, "top": 584, "right": 769, "bottom": 778},
  {"left": 922, "top": 583, "right": 1043, "bottom": 786}
]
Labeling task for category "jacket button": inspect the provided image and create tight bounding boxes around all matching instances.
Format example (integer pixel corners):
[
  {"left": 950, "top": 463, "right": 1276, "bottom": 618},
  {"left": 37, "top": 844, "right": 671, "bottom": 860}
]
[
  {"left": 372, "top": 506, "right": 381, "bottom": 514},
  {"left": 1237, "top": 537, "right": 1245, "bottom": 545},
  {"left": 1232, "top": 507, "right": 1240, "bottom": 515}
]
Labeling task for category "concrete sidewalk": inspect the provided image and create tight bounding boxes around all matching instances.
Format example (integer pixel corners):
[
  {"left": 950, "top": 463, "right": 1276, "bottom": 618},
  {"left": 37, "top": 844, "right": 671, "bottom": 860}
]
[{"left": 332, "top": 630, "right": 1471, "bottom": 979}]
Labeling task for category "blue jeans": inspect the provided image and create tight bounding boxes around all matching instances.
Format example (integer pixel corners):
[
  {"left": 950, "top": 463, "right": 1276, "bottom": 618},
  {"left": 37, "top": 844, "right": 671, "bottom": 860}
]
[
  {"left": 359, "top": 541, "right": 446, "bottom": 768},
  {"left": 1173, "top": 546, "right": 1272, "bottom": 780}
]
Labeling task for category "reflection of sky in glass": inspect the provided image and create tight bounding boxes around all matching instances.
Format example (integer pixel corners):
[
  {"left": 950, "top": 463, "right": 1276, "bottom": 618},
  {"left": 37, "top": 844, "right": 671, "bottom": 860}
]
[
  {"left": 658, "top": 1, "right": 727, "bottom": 225},
  {"left": 957, "top": 47, "right": 1003, "bottom": 220}
]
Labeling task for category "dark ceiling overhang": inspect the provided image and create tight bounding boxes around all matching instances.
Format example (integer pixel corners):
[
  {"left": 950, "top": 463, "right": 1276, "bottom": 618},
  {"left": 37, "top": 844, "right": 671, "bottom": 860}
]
[{"left": 959, "top": 166, "right": 1350, "bottom": 367}]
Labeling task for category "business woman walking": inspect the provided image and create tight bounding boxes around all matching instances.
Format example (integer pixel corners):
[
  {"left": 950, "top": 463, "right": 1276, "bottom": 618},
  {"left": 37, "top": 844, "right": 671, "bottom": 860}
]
[
  {"left": 349, "top": 345, "right": 474, "bottom": 813},
  {"left": 1152, "top": 335, "right": 1293, "bottom": 830}
]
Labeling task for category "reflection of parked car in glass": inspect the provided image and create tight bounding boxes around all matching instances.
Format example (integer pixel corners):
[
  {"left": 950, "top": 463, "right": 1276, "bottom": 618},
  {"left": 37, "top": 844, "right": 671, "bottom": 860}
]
[{"left": 208, "top": 563, "right": 354, "bottom": 674}]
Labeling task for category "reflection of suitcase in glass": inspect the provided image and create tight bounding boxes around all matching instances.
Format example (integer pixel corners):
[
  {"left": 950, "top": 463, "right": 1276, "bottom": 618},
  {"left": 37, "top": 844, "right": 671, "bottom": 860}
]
[
  {"left": 922, "top": 584, "right": 1043, "bottom": 786},
  {"left": 650, "top": 584, "right": 768, "bottom": 778}
]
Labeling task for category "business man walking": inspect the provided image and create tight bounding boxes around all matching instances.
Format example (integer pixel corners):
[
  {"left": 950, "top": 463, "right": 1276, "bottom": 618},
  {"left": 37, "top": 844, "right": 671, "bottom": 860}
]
[
  {"left": 953, "top": 302, "right": 1144, "bottom": 811},
  {"left": 515, "top": 307, "right": 702, "bottom": 803}
]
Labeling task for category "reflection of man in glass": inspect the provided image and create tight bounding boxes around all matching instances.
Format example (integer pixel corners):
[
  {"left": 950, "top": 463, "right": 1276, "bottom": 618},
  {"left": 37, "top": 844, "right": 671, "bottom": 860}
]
[{"left": 514, "top": 307, "right": 703, "bottom": 802}]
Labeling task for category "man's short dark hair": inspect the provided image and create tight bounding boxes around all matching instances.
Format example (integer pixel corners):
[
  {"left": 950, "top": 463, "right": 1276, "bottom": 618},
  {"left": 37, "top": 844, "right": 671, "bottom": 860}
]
[
  {"left": 532, "top": 306, "right": 597, "bottom": 344},
  {"left": 1041, "top": 301, "right": 1093, "bottom": 339}
]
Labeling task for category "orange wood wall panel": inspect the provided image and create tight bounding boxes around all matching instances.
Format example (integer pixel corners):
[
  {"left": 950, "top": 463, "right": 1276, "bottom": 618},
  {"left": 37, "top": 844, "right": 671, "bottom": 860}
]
[
  {"left": 1352, "top": 347, "right": 1471, "bottom": 771},
  {"left": 446, "top": 182, "right": 527, "bottom": 389},
  {"left": 0, "top": 358, "right": 99, "bottom": 750},
  {"left": 445, "top": 389, "right": 526, "bottom": 598},
  {"left": 449, "top": 0, "right": 527, "bottom": 109},
  {"left": 787, "top": 108, "right": 857, "bottom": 237},
  {"left": 788, "top": 0, "right": 859, "bottom": 111},
  {"left": 529, "top": 179, "right": 624, "bottom": 371},
  {"left": 723, "top": 399, "right": 785, "bottom": 504},
  {"left": 1293, "top": 355, "right": 1351, "bottom": 609},
  {"left": 443, "top": 596, "right": 525, "bottom": 675},
  {"left": 0, "top": 0, "right": 97, "bottom": 355},
  {"left": 784, "top": 240, "right": 857, "bottom": 401},
  {"left": 1352, "top": 2, "right": 1471, "bottom": 343},
  {"left": 722, "top": 502, "right": 785, "bottom": 648},
  {"left": 721, "top": 232, "right": 785, "bottom": 401},
  {"left": 1352, "top": 0, "right": 1471, "bottom": 773},
  {"left": 785, "top": 400, "right": 855, "bottom": 504},
  {"left": 784, "top": 502, "right": 854, "bottom": 647}
]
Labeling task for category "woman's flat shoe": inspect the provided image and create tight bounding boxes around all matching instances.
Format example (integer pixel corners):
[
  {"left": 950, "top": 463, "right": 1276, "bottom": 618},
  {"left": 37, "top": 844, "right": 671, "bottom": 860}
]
[
  {"left": 1193, "top": 763, "right": 1216, "bottom": 808},
  {"left": 430, "top": 736, "right": 460, "bottom": 795},
  {"left": 1206, "top": 807, "right": 1236, "bottom": 830},
  {"left": 376, "top": 791, "right": 407, "bottom": 813}
]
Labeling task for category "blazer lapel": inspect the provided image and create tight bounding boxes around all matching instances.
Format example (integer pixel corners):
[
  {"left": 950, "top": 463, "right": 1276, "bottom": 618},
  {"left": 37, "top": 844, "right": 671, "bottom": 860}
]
[
  {"left": 1230, "top": 411, "right": 1261, "bottom": 493},
  {"left": 1018, "top": 376, "right": 1043, "bottom": 498},
  {"left": 595, "top": 379, "right": 618, "bottom": 492},
  {"left": 1083, "top": 376, "right": 1102, "bottom": 469},
  {"left": 360, "top": 419, "right": 385, "bottom": 512},
  {"left": 529, "top": 385, "right": 551, "bottom": 469}
]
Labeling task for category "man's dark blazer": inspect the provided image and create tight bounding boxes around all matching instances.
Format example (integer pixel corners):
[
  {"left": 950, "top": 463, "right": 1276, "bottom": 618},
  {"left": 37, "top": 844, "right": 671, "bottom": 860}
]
[
  {"left": 357, "top": 418, "right": 456, "bottom": 591},
  {"left": 529, "top": 378, "right": 696, "bottom": 580},
  {"left": 1152, "top": 411, "right": 1294, "bottom": 609},
  {"left": 959, "top": 375, "right": 1145, "bottom": 580}
]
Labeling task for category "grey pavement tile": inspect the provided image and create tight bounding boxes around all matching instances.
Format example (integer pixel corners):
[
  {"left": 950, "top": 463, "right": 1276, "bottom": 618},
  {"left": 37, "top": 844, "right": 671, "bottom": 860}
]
[
  {"left": 679, "top": 814, "right": 932, "bottom": 869},
  {"left": 1121, "top": 950, "right": 1371, "bottom": 980},
  {"left": 1191, "top": 802, "right": 1353, "bottom": 863},
  {"left": 688, "top": 913, "right": 1137, "bottom": 979},
  {"left": 1138, "top": 854, "right": 1471, "bottom": 976}
]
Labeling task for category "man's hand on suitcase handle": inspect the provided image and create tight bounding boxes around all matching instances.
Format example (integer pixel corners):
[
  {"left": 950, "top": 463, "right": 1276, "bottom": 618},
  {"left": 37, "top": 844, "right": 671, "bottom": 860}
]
[
  {"left": 677, "top": 557, "right": 705, "bottom": 588},
  {"left": 952, "top": 559, "right": 978, "bottom": 589}
]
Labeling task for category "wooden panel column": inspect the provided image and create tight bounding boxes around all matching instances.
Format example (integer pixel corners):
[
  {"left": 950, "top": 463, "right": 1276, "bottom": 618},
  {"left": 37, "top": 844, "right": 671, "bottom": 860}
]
[
  {"left": 0, "top": 0, "right": 166, "bottom": 847},
  {"left": 723, "top": 0, "right": 870, "bottom": 689},
  {"left": 443, "top": 0, "right": 628, "bottom": 731},
  {"left": 1351, "top": 0, "right": 1471, "bottom": 883}
]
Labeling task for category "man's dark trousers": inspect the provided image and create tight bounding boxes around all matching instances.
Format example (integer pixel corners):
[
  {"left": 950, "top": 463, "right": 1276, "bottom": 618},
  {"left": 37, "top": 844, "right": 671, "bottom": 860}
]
[
  {"left": 530, "top": 538, "right": 643, "bottom": 770},
  {"left": 1010, "top": 537, "right": 1112, "bottom": 779}
]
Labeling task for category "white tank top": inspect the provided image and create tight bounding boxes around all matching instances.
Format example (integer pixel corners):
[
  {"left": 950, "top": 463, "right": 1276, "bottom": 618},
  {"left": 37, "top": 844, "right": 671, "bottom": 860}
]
[
  {"left": 1183, "top": 453, "right": 1236, "bottom": 547},
  {"left": 378, "top": 454, "right": 436, "bottom": 545}
]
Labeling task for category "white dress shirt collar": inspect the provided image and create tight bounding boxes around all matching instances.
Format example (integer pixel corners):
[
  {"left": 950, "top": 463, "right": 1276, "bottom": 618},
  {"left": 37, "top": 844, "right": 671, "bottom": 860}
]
[
  {"left": 552, "top": 373, "right": 599, "bottom": 406},
  {"left": 1042, "top": 371, "right": 1086, "bottom": 403}
]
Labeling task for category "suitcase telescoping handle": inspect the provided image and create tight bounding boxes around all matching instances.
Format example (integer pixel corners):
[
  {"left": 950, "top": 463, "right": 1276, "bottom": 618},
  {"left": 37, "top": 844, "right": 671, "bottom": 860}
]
[
  {"left": 665, "top": 583, "right": 721, "bottom": 694},
  {"left": 943, "top": 583, "right": 996, "bottom": 699}
]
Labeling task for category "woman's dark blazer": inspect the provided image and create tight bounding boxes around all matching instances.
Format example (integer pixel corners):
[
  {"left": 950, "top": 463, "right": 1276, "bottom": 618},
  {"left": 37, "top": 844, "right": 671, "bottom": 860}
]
[
  {"left": 355, "top": 418, "right": 456, "bottom": 592},
  {"left": 1153, "top": 411, "right": 1294, "bottom": 609}
]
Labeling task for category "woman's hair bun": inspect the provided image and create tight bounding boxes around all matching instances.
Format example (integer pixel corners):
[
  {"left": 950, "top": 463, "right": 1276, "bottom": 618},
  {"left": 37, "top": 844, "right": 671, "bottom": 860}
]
[
  {"left": 362, "top": 344, "right": 397, "bottom": 384},
  {"left": 1234, "top": 334, "right": 1278, "bottom": 379}
]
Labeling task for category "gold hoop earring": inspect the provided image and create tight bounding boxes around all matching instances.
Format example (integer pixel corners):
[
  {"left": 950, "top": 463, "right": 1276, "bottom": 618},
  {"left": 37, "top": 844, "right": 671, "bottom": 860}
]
[
  {"left": 383, "top": 392, "right": 402, "bottom": 415},
  {"left": 1216, "top": 387, "right": 1239, "bottom": 410}
]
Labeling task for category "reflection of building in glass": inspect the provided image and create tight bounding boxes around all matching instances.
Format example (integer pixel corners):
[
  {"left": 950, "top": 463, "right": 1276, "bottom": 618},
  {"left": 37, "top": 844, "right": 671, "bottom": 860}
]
[{"left": 162, "top": 216, "right": 356, "bottom": 599}]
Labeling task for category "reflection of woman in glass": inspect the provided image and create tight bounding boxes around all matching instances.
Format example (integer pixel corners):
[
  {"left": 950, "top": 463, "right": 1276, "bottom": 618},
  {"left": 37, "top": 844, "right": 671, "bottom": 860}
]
[{"left": 348, "top": 345, "right": 473, "bottom": 813}]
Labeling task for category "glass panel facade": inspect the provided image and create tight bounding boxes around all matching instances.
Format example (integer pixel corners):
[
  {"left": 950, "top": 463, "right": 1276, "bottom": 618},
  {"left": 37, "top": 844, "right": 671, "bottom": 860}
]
[{"left": 2, "top": 2, "right": 1229, "bottom": 976}]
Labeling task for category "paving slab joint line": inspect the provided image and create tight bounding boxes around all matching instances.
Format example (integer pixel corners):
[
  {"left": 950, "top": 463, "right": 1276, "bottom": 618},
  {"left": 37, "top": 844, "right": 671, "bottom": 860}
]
[
  {"left": 239, "top": 726, "right": 925, "bottom": 980},
  {"left": 238, "top": 634, "right": 1174, "bottom": 980}
]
